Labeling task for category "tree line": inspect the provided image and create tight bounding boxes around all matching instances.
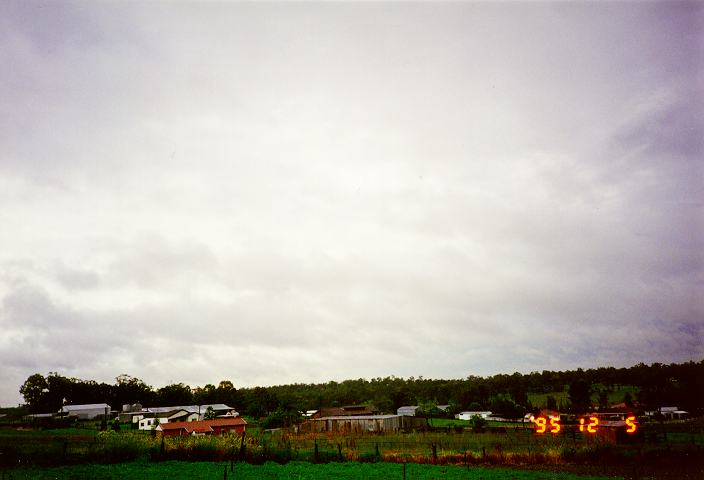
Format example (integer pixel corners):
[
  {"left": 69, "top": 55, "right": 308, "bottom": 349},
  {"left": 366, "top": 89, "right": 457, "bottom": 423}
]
[{"left": 18, "top": 361, "right": 704, "bottom": 422}]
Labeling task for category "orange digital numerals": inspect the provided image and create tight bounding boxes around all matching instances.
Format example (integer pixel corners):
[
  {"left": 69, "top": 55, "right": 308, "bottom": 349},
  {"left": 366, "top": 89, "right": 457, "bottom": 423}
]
[
  {"left": 579, "top": 416, "right": 599, "bottom": 433},
  {"left": 534, "top": 417, "right": 547, "bottom": 433},
  {"left": 534, "top": 417, "right": 560, "bottom": 434},
  {"left": 625, "top": 416, "right": 637, "bottom": 433}
]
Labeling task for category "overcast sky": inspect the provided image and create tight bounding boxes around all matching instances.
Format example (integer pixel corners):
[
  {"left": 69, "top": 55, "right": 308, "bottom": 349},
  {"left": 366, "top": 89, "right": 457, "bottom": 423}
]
[{"left": 1, "top": 1, "right": 702, "bottom": 407}]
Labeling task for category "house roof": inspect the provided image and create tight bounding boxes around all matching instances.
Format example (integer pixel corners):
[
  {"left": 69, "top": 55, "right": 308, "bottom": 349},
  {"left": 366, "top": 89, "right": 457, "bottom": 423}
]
[
  {"left": 61, "top": 403, "right": 111, "bottom": 412},
  {"left": 157, "top": 418, "right": 247, "bottom": 433},
  {"left": 309, "top": 415, "right": 400, "bottom": 421},
  {"left": 146, "top": 404, "right": 233, "bottom": 414}
]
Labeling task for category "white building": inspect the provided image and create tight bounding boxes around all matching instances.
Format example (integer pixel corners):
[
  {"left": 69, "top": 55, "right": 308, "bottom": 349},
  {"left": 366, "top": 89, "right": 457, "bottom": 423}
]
[
  {"left": 456, "top": 411, "right": 492, "bottom": 421},
  {"left": 59, "top": 403, "right": 112, "bottom": 420},
  {"left": 397, "top": 406, "right": 420, "bottom": 416},
  {"left": 137, "top": 409, "right": 199, "bottom": 430}
]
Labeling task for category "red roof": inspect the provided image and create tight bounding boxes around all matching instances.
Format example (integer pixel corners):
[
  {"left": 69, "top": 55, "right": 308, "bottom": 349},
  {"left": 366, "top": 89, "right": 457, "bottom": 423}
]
[{"left": 158, "top": 417, "right": 247, "bottom": 433}]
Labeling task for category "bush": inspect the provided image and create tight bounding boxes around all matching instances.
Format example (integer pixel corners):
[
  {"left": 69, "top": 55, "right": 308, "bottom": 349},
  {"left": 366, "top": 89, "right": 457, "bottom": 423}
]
[{"left": 469, "top": 415, "right": 487, "bottom": 433}]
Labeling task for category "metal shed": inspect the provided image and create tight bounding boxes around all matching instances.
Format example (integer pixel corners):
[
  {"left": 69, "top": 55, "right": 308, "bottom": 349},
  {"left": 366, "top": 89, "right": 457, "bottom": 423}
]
[{"left": 301, "top": 414, "right": 427, "bottom": 433}]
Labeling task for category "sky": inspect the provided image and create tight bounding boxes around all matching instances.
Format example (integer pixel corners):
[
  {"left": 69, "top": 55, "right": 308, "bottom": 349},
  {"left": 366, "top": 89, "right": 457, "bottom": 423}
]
[{"left": 1, "top": 1, "right": 702, "bottom": 407}]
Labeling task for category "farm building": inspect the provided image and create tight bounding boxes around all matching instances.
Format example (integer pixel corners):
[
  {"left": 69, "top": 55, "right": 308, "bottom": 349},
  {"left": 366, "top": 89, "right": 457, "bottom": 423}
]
[
  {"left": 59, "top": 403, "right": 112, "bottom": 420},
  {"left": 309, "top": 405, "right": 378, "bottom": 419},
  {"left": 645, "top": 406, "right": 689, "bottom": 420},
  {"left": 148, "top": 404, "right": 236, "bottom": 420},
  {"left": 137, "top": 409, "right": 200, "bottom": 430},
  {"left": 156, "top": 418, "right": 247, "bottom": 436},
  {"left": 397, "top": 406, "right": 420, "bottom": 416},
  {"left": 300, "top": 415, "right": 428, "bottom": 433},
  {"left": 456, "top": 411, "right": 492, "bottom": 421},
  {"left": 126, "top": 403, "right": 237, "bottom": 425},
  {"left": 118, "top": 403, "right": 144, "bottom": 422}
]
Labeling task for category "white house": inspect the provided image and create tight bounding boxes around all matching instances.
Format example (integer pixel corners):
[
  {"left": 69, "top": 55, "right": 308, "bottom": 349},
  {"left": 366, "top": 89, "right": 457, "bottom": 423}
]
[
  {"left": 145, "top": 404, "right": 234, "bottom": 420},
  {"left": 138, "top": 409, "right": 199, "bottom": 430},
  {"left": 59, "top": 403, "right": 112, "bottom": 420},
  {"left": 456, "top": 411, "right": 492, "bottom": 421}
]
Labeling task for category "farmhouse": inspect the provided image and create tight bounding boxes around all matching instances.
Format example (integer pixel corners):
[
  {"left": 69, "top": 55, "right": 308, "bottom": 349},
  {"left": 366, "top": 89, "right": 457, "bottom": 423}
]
[
  {"left": 125, "top": 403, "right": 237, "bottom": 426},
  {"left": 156, "top": 418, "right": 247, "bottom": 436},
  {"left": 59, "top": 403, "right": 112, "bottom": 420},
  {"left": 137, "top": 409, "right": 199, "bottom": 430},
  {"left": 300, "top": 415, "right": 427, "bottom": 433},
  {"left": 146, "top": 404, "right": 235, "bottom": 420}
]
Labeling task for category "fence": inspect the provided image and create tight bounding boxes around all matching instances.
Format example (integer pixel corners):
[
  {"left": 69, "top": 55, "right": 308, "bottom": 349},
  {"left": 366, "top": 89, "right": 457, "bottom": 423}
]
[{"left": 1, "top": 422, "right": 702, "bottom": 468}]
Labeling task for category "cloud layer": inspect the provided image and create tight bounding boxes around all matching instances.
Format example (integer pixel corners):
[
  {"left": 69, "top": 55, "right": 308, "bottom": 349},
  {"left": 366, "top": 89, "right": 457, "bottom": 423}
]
[{"left": 1, "top": 1, "right": 702, "bottom": 406}]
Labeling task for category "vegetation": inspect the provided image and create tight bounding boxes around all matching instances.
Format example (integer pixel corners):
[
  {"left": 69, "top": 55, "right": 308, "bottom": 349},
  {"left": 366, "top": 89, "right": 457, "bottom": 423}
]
[
  {"left": 3, "top": 460, "right": 623, "bottom": 480},
  {"left": 1, "top": 419, "right": 703, "bottom": 478},
  {"left": 14, "top": 361, "right": 704, "bottom": 424}
]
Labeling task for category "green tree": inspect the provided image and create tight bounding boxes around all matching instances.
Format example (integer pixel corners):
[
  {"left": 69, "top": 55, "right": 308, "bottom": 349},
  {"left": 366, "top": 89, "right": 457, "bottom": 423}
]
[
  {"left": 194, "top": 384, "right": 217, "bottom": 404},
  {"left": 260, "top": 407, "right": 301, "bottom": 430},
  {"left": 598, "top": 390, "right": 609, "bottom": 409},
  {"left": 114, "top": 374, "right": 154, "bottom": 406},
  {"left": 568, "top": 379, "right": 592, "bottom": 412},
  {"left": 156, "top": 383, "right": 193, "bottom": 406},
  {"left": 469, "top": 414, "right": 487, "bottom": 432},
  {"left": 204, "top": 406, "right": 216, "bottom": 420},
  {"left": 19, "top": 374, "right": 49, "bottom": 412}
]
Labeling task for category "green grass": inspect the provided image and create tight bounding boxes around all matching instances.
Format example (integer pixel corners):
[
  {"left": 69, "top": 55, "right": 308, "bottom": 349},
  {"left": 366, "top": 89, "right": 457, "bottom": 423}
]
[
  {"left": 528, "top": 390, "right": 571, "bottom": 410},
  {"left": 527, "top": 385, "right": 639, "bottom": 410},
  {"left": 4, "top": 460, "right": 622, "bottom": 480},
  {"left": 427, "top": 418, "right": 468, "bottom": 427}
]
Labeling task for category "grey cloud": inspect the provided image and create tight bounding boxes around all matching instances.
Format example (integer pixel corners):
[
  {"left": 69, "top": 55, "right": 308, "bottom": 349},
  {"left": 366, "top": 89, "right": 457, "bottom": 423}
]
[{"left": 1, "top": 1, "right": 702, "bottom": 405}]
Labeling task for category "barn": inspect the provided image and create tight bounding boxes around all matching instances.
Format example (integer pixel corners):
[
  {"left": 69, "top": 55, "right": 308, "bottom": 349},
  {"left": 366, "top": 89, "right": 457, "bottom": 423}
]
[
  {"left": 59, "top": 403, "right": 112, "bottom": 420},
  {"left": 300, "top": 414, "right": 427, "bottom": 433}
]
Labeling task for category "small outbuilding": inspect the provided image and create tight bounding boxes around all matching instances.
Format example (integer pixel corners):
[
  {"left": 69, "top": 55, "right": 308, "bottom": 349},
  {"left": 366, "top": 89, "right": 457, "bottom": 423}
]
[{"left": 397, "top": 406, "right": 420, "bottom": 416}]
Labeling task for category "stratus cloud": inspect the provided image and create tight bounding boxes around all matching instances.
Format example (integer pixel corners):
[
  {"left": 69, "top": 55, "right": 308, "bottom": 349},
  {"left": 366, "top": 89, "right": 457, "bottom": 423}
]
[{"left": 1, "top": 2, "right": 702, "bottom": 406}]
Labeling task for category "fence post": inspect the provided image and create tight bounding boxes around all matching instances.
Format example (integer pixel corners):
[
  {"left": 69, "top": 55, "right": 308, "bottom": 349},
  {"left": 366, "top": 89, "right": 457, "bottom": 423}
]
[
  {"left": 239, "top": 431, "right": 246, "bottom": 461},
  {"left": 431, "top": 443, "right": 437, "bottom": 463},
  {"left": 337, "top": 443, "right": 343, "bottom": 460},
  {"left": 403, "top": 462, "right": 406, "bottom": 480}
]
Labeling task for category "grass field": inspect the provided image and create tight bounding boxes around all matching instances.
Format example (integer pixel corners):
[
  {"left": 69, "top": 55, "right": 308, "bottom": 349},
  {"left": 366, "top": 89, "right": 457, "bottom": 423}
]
[
  {"left": 3, "top": 460, "right": 623, "bottom": 480},
  {"left": 527, "top": 386, "right": 639, "bottom": 410},
  {"left": 2, "top": 418, "right": 703, "bottom": 479}
]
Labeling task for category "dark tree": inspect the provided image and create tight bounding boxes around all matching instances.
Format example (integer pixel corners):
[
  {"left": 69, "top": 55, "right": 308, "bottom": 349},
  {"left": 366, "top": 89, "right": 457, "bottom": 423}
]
[
  {"left": 19, "top": 374, "right": 49, "bottom": 413},
  {"left": 568, "top": 379, "right": 592, "bottom": 412},
  {"left": 114, "top": 374, "right": 154, "bottom": 407},
  {"left": 193, "top": 384, "right": 217, "bottom": 404},
  {"left": 155, "top": 383, "right": 193, "bottom": 406}
]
